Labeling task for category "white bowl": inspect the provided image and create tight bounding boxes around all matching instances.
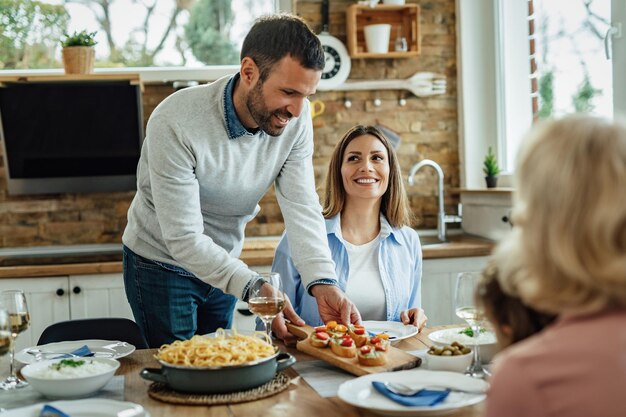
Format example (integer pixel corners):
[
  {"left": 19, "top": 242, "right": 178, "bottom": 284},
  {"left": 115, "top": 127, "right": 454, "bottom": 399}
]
[
  {"left": 21, "top": 357, "right": 120, "bottom": 398},
  {"left": 425, "top": 350, "right": 473, "bottom": 373},
  {"left": 428, "top": 327, "right": 498, "bottom": 363}
]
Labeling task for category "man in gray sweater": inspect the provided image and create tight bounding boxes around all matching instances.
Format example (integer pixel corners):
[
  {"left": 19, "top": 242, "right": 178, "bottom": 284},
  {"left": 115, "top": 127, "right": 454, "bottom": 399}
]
[{"left": 122, "top": 14, "right": 360, "bottom": 347}]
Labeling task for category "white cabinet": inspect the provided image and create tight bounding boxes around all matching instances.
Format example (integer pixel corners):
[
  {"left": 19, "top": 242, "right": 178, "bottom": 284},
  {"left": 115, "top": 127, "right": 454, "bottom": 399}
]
[
  {"left": 69, "top": 274, "right": 133, "bottom": 320},
  {"left": 0, "top": 273, "right": 133, "bottom": 351},
  {"left": 421, "top": 256, "right": 490, "bottom": 326}
]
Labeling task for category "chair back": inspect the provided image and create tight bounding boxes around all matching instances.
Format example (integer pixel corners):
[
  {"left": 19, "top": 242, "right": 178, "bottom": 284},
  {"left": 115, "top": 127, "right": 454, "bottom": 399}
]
[{"left": 37, "top": 317, "right": 148, "bottom": 349}]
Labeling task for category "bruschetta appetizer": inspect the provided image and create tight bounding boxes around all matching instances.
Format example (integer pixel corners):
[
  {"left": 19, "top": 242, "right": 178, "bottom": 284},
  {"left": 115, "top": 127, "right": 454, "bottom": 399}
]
[
  {"left": 329, "top": 335, "right": 357, "bottom": 358},
  {"left": 325, "top": 321, "right": 348, "bottom": 338},
  {"left": 309, "top": 329, "right": 330, "bottom": 348},
  {"left": 348, "top": 324, "right": 368, "bottom": 347},
  {"left": 357, "top": 344, "right": 388, "bottom": 366},
  {"left": 368, "top": 333, "right": 391, "bottom": 350}
]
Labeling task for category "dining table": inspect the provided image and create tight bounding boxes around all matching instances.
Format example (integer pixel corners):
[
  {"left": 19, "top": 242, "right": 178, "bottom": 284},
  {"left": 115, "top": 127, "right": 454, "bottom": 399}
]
[{"left": 2, "top": 325, "right": 486, "bottom": 416}]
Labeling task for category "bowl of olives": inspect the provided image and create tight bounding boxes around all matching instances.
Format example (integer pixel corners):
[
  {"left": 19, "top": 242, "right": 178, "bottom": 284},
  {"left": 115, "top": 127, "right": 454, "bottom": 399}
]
[{"left": 425, "top": 342, "right": 473, "bottom": 373}]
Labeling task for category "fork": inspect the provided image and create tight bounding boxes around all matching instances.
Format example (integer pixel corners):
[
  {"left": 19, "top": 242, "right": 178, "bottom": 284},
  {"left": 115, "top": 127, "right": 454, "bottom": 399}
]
[{"left": 383, "top": 381, "right": 485, "bottom": 395}]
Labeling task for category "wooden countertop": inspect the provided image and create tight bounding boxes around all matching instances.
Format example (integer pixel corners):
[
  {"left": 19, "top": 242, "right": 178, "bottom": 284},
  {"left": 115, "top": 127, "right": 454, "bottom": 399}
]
[{"left": 0, "top": 234, "right": 493, "bottom": 279}]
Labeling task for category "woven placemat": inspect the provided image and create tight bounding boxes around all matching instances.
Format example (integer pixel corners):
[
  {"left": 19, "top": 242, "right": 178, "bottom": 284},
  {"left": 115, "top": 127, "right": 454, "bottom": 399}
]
[{"left": 148, "top": 372, "right": 291, "bottom": 405}]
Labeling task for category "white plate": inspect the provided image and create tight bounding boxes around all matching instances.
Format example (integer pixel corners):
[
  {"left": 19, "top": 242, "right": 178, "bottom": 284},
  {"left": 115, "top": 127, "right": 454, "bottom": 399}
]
[
  {"left": 363, "top": 321, "right": 419, "bottom": 343},
  {"left": 3, "top": 399, "right": 149, "bottom": 417},
  {"left": 337, "top": 369, "right": 487, "bottom": 416},
  {"left": 16, "top": 340, "right": 136, "bottom": 365}
]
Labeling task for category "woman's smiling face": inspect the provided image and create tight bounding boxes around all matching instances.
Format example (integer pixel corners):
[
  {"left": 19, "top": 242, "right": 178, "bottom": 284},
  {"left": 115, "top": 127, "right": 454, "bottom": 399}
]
[{"left": 341, "top": 134, "right": 390, "bottom": 202}]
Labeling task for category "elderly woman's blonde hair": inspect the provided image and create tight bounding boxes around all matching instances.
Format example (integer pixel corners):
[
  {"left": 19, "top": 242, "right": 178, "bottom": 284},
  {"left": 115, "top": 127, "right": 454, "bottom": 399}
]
[
  {"left": 494, "top": 115, "right": 626, "bottom": 315},
  {"left": 323, "top": 125, "right": 414, "bottom": 228}
]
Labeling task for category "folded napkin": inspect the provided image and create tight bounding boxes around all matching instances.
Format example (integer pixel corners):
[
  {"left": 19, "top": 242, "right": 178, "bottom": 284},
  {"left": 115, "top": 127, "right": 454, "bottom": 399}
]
[
  {"left": 39, "top": 404, "right": 70, "bottom": 417},
  {"left": 372, "top": 381, "right": 450, "bottom": 407},
  {"left": 53, "top": 344, "right": 94, "bottom": 359}
]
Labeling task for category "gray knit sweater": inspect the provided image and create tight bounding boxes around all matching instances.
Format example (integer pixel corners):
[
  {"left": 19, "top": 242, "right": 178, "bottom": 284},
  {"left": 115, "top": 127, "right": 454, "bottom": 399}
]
[{"left": 122, "top": 75, "right": 336, "bottom": 299}]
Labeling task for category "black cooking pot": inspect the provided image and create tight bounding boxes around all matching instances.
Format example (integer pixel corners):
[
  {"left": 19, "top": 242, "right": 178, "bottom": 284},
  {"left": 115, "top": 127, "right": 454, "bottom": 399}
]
[{"left": 140, "top": 351, "right": 295, "bottom": 394}]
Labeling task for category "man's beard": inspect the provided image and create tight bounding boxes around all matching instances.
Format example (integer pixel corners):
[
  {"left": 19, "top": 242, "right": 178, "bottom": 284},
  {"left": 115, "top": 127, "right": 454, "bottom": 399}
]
[{"left": 246, "top": 81, "right": 292, "bottom": 137}]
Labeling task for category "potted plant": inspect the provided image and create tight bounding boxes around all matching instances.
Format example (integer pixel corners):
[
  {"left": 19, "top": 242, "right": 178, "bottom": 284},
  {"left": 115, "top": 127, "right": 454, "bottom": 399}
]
[
  {"left": 60, "top": 30, "right": 98, "bottom": 74},
  {"left": 483, "top": 146, "right": 501, "bottom": 188}
]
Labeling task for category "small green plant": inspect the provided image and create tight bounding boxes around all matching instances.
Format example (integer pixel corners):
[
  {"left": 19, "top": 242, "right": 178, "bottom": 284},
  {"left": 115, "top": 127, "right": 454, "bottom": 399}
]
[
  {"left": 483, "top": 146, "right": 501, "bottom": 177},
  {"left": 60, "top": 30, "right": 98, "bottom": 48}
]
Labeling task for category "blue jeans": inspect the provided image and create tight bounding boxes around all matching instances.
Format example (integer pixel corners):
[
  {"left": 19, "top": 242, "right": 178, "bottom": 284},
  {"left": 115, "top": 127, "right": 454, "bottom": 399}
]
[{"left": 122, "top": 245, "right": 237, "bottom": 348}]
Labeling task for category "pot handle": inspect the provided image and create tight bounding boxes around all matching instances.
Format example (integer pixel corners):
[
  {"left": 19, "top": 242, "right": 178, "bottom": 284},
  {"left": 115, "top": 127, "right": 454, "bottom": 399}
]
[
  {"left": 275, "top": 352, "right": 296, "bottom": 372},
  {"left": 140, "top": 368, "right": 168, "bottom": 384}
]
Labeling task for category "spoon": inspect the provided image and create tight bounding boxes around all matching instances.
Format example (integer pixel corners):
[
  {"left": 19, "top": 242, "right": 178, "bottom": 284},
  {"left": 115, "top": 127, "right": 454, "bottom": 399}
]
[{"left": 383, "top": 381, "right": 485, "bottom": 395}]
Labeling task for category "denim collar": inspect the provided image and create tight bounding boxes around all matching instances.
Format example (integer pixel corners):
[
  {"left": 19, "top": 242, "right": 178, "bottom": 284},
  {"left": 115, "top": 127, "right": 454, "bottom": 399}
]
[
  {"left": 223, "top": 73, "right": 259, "bottom": 140},
  {"left": 326, "top": 213, "right": 401, "bottom": 244}
]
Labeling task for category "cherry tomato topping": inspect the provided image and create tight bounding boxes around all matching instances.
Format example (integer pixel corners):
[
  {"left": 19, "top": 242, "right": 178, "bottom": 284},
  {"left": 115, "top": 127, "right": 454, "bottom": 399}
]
[
  {"left": 360, "top": 346, "right": 372, "bottom": 354},
  {"left": 314, "top": 326, "right": 326, "bottom": 332},
  {"left": 335, "top": 324, "right": 347, "bottom": 333},
  {"left": 326, "top": 321, "right": 337, "bottom": 328},
  {"left": 315, "top": 332, "right": 329, "bottom": 340},
  {"left": 374, "top": 342, "right": 387, "bottom": 352},
  {"left": 341, "top": 338, "right": 353, "bottom": 347},
  {"left": 353, "top": 328, "right": 366, "bottom": 335},
  {"left": 370, "top": 336, "right": 380, "bottom": 344},
  {"left": 377, "top": 333, "right": 390, "bottom": 340}
]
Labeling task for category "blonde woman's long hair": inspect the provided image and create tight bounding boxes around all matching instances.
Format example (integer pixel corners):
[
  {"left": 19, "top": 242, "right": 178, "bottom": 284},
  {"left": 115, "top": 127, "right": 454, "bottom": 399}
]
[
  {"left": 494, "top": 115, "right": 626, "bottom": 314},
  {"left": 323, "top": 125, "right": 414, "bottom": 228}
]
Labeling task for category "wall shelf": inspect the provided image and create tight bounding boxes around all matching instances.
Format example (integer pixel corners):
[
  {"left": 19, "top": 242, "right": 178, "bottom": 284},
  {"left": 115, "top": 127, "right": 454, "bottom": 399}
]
[{"left": 346, "top": 4, "right": 420, "bottom": 58}]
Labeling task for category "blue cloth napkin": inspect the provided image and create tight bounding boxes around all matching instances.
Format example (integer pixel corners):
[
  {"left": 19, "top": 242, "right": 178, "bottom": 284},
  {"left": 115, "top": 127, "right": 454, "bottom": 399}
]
[
  {"left": 39, "top": 404, "right": 70, "bottom": 417},
  {"left": 53, "top": 344, "right": 93, "bottom": 359},
  {"left": 372, "top": 381, "right": 450, "bottom": 407}
]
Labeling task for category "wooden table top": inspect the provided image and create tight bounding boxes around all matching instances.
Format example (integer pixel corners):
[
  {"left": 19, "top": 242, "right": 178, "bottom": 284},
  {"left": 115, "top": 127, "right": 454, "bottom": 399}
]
[{"left": 118, "top": 325, "right": 484, "bottom": 417}]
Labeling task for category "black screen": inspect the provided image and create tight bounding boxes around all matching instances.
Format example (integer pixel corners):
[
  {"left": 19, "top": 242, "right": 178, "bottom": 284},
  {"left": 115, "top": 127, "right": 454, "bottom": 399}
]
[{"left": 0, "top": 81, "right": 142, "bottom": 179}]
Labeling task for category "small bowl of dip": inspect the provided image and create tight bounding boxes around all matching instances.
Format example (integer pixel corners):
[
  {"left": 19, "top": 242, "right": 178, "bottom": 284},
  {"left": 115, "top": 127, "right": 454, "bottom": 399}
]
[{"left": 21, "top": 357, "right": 120, "bottom": 398}]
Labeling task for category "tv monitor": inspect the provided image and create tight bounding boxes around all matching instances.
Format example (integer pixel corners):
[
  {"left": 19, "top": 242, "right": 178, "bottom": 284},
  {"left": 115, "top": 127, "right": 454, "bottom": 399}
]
[{"left": 0, "top": 79, "right": 144, "bottom": 195}]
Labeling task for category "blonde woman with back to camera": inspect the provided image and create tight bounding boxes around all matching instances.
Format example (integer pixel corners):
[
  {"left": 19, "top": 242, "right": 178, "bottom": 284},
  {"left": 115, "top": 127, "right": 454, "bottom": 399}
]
[{"left": 486, "top": 115, "right": 626, "bottom": 417}]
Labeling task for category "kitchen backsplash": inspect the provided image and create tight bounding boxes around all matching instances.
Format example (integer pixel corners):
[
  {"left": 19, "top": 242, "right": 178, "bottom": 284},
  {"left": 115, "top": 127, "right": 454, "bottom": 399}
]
[{"left": 0, "top": 0, "right": 459, "bottom": 247}]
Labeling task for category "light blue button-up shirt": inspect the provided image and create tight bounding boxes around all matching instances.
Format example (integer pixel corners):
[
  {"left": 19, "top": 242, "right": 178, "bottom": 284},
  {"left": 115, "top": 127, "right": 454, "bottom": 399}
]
[{"left": 272, "top": 214, "right": 423, "bottom": 326}]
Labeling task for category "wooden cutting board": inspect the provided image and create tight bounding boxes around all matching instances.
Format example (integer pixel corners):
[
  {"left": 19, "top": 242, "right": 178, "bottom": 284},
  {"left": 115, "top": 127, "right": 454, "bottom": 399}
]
[{"left": 287, "top": 323, "right": 421, "bottom": 377}]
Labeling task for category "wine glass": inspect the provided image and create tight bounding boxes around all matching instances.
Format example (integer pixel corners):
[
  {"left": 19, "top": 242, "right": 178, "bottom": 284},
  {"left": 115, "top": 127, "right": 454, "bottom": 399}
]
[
  {"left": 0, "top": 308, "right": 10, "bottom": 383},
  {"left": 247, "top": 272, "right": 285, "bottom": 342},
  {"left": 454, "top": 272, "right": 489, "bottom": 379},
  {"left": 1, "top": 290, "right": 30, "bottom": 389}
]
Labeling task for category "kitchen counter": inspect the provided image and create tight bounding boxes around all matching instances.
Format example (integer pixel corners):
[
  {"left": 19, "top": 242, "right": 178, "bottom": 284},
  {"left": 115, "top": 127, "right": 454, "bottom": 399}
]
[{"left": 0, "top": 234, "right": 494, "bottom": 279}]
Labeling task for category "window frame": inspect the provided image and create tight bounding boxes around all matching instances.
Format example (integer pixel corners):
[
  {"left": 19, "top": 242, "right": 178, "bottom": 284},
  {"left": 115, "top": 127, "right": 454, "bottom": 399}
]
[{"left": 456, "top": 0, "right": 532, "bottom": 189}]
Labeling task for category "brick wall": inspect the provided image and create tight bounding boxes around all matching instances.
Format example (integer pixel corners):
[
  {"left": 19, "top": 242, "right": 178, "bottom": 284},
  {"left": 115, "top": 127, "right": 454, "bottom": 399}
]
[{"left": 0, "top": 0, "right": 458, "bottom": 247}]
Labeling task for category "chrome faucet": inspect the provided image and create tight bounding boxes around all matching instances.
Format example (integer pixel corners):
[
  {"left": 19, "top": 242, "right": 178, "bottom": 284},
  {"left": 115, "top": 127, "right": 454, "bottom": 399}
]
[{"left": 408, "top": 159, "right": 461, "bottom": 242}]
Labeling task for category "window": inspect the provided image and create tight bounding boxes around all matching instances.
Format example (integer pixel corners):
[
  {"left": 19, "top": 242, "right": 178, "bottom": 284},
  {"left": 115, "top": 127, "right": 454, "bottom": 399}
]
[
  {"left": 457, "top": 0, "right": 623, "bottom": 188},
  {"left": 0, "top": 0, "right": 285, "bottom": 70}
]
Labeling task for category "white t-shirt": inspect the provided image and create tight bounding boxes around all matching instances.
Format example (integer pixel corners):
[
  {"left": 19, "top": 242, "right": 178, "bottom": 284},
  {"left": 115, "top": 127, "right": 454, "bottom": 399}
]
[{"left": 342, "top": 233, "right": 387, "bottom": 321}]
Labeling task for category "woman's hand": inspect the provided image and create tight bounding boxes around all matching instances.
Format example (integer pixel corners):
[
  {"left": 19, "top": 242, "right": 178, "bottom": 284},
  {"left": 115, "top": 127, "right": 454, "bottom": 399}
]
[{"left": 400, "top": 308, "right": 428, "bottom": 331}]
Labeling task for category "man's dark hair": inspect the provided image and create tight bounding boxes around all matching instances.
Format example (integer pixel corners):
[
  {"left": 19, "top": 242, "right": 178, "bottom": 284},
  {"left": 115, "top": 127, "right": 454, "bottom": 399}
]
[{"left": 241, "top": 14, "right": 325, "bottom": 82}]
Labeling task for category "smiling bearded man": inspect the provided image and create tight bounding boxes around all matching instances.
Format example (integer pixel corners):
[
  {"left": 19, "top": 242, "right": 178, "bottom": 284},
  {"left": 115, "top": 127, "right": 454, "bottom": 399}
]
[{"left": 122, "top": 14, "right": 361, "bottom": 348}]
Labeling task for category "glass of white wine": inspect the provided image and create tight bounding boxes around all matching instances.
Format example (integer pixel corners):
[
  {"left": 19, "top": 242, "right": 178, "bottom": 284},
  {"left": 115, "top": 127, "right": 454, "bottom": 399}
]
[
  {"left": 0, "top": 308, "right": 10, "bottom": 388},
  {"left": 1, "top": 290, "right": 30, "bottom": 389},
  {"left": 247, "top": 272, "right": 285, "bottom": 342},
  {"left": 454, "top": 272, "right": 489, "bottom": 379}
]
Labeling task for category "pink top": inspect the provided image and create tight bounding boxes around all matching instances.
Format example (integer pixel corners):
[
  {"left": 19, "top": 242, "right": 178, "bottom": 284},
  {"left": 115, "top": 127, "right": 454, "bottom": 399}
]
[{"left": 486, "top": 309, "right": 626, "bottom": 417}]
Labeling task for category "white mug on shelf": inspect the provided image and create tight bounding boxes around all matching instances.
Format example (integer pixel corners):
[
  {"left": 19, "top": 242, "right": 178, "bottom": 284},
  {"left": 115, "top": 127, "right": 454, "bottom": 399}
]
[{"left": 364, "top": 24, "right": 391, "bottom": 53}]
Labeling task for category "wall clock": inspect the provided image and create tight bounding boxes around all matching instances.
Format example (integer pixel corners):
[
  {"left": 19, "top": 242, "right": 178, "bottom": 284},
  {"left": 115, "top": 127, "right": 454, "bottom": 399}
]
[{"left": 317, "top": 0, "right": 351, "bottom": 90}]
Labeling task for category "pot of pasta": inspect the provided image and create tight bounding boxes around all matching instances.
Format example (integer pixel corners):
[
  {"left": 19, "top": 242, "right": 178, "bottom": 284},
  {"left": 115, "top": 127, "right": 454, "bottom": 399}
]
[{"left": 140, "top": 330, "right": 295, "bottom": 394}]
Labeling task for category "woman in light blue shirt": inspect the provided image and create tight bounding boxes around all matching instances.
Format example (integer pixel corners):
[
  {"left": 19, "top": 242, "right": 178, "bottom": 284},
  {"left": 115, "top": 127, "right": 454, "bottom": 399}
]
[{"left": 271, "top": 125, "right": 427, "bottom": 343}]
